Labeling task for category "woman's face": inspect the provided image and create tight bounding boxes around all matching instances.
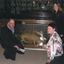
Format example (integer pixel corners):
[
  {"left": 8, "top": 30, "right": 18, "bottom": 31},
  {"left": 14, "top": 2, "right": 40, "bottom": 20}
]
[
  {"left": 53, "top": 3, "right": 59, "bottom": 12},
  {"left": 47, "top": 26, "right": 55, "bottom": 35}
]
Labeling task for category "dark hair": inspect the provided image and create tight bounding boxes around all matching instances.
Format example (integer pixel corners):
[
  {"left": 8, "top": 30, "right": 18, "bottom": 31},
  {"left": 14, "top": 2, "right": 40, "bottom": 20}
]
[
  {"left": 48, "top": 23, "right": 55, "bottom": 29},
  {"left": 53, "top": 1, "right": 58, "bottom": 4}
]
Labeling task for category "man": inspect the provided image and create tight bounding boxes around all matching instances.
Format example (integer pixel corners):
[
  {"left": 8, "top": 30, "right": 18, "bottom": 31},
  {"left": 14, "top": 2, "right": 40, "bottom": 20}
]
[{"left": 1, "top": 19, "right": 25, "bottom": 60}]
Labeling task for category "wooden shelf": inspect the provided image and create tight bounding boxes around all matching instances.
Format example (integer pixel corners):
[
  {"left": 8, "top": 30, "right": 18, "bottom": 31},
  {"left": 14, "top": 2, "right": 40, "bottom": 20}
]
[{"left": 0, "top": 19, "right": 53, "bottom": 28}]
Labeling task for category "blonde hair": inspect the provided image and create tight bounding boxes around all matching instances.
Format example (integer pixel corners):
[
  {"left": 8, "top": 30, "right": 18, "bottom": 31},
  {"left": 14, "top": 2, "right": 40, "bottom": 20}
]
[
  {"left": 57, "top": 3, "right": 62, "bottom": 11},
  {"left": 54, "top": 3, "right": 62, "bottom": 12}
]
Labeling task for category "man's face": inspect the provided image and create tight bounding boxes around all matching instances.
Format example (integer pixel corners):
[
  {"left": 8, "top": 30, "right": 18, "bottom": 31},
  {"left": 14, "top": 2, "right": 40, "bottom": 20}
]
[
  {"left": 8, "top": 19, "right": 15, "bottom": 28},
  {"left": 47, "top": 26, "right": 55, "bottom": 35}
]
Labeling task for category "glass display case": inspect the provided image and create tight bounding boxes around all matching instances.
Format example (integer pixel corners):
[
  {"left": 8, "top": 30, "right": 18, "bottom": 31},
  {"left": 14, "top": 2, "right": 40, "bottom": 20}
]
[{"left": 15, "top": 20, "right": 52, "bottom": 49}]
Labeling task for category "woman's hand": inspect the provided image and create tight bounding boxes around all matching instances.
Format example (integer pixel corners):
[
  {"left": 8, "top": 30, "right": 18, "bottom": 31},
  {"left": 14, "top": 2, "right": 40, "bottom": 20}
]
[
  {"left": 46, "top": 58, "right": 51, "bottom": 64},
  {"left": 60, "top": 34, "right": 63, "bottom": 37}
]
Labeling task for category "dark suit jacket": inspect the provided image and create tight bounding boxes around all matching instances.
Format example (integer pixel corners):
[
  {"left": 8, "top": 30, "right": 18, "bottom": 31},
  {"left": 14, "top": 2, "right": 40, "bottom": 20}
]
[
  {"left": 53, "top": 10, "right": 64, "bottom": 36},
  {"left": 1, "top": 25, "right": 24, "bottom": 60},
  {"left": 1, "top": 25, "right": 24, "bottom": 48}
]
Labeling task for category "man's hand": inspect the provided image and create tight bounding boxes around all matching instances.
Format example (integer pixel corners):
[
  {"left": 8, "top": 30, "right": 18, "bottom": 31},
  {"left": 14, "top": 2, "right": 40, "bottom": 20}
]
[{"left": 14, "top": 45, "right": 20, "bottom": 50}]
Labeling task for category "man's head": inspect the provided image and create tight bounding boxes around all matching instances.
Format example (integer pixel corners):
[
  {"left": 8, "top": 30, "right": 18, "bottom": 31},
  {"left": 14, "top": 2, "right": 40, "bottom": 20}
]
[
  {"left": 47, "top": 23, "right": 55, "bottom": 35},
  {"left": 8, "top": 19, "right": 15, "bottom": 28}
]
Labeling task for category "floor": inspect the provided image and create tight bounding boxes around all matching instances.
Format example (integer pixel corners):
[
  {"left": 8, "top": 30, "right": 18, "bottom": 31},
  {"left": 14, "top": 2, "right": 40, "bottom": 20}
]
[{"left": 0, "top": 44, "right": 47, "bottom": 64}]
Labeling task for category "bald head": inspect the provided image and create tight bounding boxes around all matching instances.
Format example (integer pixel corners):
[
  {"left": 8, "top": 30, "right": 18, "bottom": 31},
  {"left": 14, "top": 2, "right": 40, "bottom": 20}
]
[{"left": 8, "top": 19, "right": 15, "bottom": 28}]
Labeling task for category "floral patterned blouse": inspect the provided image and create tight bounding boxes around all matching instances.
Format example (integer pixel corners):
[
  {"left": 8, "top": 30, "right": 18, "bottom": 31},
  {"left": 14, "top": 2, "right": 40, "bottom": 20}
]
[{"left": 46, "top": 31, "right": 63, "bottom": 60}]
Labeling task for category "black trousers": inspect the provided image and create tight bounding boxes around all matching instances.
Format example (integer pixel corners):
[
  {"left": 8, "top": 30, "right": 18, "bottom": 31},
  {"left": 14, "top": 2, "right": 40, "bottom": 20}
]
[
  {"left": 3, "top": 46, "right": 24, "bottom": 60},
  {"left": 50, "top": 54, "right": 64, "bottom": 64},
  {"left": 3, "top": 43, "right": 24, "bottom": 60},
  {"left": 3, "top": 47, "right": 17, "bottom": 60}
]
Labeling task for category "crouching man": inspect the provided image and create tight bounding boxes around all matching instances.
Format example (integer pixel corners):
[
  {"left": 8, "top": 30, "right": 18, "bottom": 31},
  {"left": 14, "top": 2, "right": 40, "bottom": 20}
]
[{"left": 1, "top": 19, "right": 25, "bottom": 60}]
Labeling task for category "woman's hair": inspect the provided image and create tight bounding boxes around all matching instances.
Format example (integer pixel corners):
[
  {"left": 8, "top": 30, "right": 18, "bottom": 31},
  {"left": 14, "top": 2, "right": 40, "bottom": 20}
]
[
  {"left": 48, "top": 23, "right": 55, "bottom": 29},
  {"left": 53, "top": 2, "right": 62, "bottom": 11}
]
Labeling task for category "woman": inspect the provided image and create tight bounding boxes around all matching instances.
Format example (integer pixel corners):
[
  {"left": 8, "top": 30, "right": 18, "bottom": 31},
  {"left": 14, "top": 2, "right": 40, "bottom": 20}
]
[
  {"left": 53, "top": 2, "right": 64, "bottom": 38},
  {"left": 46, "top": 23, "right": 63, "bottom": 64}
]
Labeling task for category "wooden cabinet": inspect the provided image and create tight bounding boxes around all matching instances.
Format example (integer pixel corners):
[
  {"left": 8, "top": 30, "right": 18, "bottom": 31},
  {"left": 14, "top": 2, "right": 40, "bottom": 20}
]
[{"left": 0, "top": 19, "right": 53, "bottom": 28}]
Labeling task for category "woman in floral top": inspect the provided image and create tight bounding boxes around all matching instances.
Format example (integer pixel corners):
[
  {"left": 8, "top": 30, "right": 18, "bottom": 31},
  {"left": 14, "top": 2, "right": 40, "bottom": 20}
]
[{"left": 46, "top": 23, "right": 63, "bottom": 64}]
